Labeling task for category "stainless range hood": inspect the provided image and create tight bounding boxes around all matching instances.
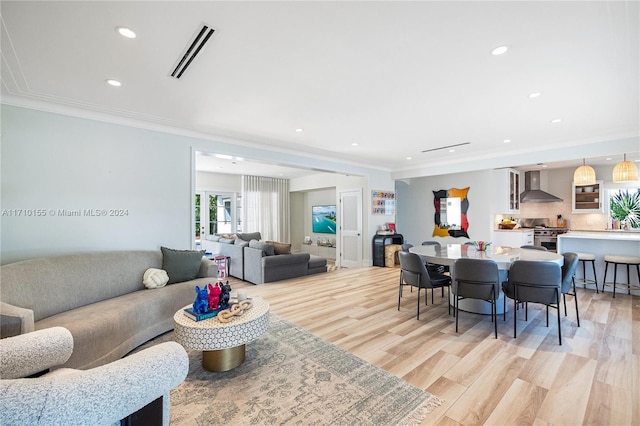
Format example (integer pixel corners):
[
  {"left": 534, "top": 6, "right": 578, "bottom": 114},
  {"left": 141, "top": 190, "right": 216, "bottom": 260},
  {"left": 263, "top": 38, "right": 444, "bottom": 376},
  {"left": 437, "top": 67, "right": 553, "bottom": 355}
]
[{"left": 520, "top": 171, "right": 563, "bottom": 203}]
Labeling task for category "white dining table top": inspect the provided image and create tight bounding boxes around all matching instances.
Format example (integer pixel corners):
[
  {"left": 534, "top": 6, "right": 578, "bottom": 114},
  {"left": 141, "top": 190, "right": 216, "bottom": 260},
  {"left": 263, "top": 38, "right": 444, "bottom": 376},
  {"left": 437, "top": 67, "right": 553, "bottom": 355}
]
[{"left": 409, "top": 244, "right": 564, "bottom": 270}]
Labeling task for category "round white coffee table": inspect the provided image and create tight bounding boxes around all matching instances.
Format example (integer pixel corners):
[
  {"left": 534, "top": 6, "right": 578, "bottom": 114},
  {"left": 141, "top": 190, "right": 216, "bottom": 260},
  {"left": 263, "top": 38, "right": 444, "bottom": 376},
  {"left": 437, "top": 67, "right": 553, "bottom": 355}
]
[{"left": 173, "top": 297, "right": 270, "bottom": 372}]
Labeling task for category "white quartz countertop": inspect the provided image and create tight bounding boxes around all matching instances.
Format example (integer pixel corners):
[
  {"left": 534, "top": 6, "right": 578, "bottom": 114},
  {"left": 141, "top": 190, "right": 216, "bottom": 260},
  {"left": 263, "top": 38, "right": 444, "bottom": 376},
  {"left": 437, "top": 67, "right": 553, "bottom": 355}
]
[
  {"left": 559, "top": 231, "right": 640, "bottom": 241},
  {"left": 493, "top": 228, "right": 534, "bottom": 233}
]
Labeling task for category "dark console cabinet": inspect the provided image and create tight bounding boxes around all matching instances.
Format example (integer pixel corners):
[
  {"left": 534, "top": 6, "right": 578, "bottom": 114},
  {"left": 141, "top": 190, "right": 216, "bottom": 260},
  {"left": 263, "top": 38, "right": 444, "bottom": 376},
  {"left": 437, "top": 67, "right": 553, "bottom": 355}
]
[{"left": 372, "top": 234, "right": 404, "bottom": 267}]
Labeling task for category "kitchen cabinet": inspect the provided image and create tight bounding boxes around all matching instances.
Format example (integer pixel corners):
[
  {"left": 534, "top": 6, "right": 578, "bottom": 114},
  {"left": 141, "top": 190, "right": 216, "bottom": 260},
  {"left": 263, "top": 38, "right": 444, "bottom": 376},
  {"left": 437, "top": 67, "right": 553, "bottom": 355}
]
[
  {"left": 494, "top": 169, "right": 520, "bottom": 214},
  {"left": 572, "top": 181, "right": 604, "bottom": 213},
  {"left": 300, "top": 244, "right": 336, "bottom": 260},
  {"left": 492, "top": 229, "right": 534, "bottom": 248}
]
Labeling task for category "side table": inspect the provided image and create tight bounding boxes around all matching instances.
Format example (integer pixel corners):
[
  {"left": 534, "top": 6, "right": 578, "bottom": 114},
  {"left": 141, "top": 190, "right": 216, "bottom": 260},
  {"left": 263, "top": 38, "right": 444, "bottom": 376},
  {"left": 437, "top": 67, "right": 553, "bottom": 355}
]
[{"left": 173, "top": 297, "right": 270, "bottom": 372}]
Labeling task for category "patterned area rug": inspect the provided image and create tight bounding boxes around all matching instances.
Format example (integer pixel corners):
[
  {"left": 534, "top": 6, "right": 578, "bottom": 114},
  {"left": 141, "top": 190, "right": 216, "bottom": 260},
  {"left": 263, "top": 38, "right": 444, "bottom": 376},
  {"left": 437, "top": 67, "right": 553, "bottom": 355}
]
[{"left": 139, "top": 315, "right": 442, "bottom": 425}]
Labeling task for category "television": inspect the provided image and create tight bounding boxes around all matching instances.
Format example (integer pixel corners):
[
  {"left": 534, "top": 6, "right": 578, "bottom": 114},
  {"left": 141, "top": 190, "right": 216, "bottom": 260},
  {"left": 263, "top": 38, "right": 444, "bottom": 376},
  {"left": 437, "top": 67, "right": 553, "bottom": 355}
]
[{"left": 312, "top": 205, "right": 337, "bottom": 234}]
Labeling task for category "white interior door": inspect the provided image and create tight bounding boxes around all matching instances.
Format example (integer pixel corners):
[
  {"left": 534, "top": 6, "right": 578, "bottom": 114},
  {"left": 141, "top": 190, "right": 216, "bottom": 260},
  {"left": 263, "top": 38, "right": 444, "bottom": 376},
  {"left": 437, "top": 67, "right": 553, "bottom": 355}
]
[{"left": 339, "top": 189, "right": 362, "bottom": 268}]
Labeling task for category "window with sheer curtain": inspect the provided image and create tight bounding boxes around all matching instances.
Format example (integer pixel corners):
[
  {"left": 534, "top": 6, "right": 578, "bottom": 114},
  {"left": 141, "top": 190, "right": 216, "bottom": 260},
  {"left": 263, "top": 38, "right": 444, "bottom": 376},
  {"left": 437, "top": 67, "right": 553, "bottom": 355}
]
[{"left": 242, "top": 175, "right": 290, "bottom": 242}]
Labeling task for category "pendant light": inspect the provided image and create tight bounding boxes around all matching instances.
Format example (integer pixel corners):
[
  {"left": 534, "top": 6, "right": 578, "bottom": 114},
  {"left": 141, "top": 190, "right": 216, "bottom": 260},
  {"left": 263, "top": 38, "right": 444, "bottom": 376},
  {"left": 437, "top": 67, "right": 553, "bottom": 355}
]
[
  {"left": 612, "top": 153, "right": 638, "bottom": 182},
  {"left": 573, "top": 158, "right": 596, "bottom": 185}
]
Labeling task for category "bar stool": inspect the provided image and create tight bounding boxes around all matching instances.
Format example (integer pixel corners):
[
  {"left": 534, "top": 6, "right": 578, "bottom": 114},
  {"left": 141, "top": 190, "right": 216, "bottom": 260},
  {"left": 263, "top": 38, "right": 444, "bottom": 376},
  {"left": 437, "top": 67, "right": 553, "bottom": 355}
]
[
  {"left": 602, "top": 255, "right": 640, "bottom": 297},
  {"left": 575, "top": 252, "right": 598, "bottom": 293}
]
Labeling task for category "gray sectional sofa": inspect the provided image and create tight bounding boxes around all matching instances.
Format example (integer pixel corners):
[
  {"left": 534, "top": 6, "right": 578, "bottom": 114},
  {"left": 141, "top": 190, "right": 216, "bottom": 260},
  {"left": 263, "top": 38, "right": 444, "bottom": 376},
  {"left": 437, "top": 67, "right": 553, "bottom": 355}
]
[
  {"left": 203, "top": 232, "right": 328, "bottom": 284},
  {"left": 0, "top": 249, "right": 217, "bottom": 370}
]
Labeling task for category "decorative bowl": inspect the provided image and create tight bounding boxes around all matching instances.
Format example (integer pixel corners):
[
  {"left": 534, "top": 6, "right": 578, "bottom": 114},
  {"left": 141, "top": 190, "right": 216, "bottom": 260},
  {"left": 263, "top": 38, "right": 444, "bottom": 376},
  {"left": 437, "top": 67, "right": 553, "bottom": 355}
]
[{"left": 472, "top": 241, "right": 492, "bottom": 251}]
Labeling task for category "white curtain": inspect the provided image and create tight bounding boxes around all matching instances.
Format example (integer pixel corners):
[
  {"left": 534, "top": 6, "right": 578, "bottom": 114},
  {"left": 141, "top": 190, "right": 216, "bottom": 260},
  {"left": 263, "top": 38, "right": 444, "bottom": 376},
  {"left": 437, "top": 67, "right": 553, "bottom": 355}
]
[{"left": 242, "top": 175, "right": 290, "bottom": 242}]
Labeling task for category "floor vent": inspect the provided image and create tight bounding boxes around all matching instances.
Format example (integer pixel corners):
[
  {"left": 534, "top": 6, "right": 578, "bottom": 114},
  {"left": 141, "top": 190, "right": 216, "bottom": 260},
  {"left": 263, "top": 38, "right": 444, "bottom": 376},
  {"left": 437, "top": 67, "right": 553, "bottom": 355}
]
[{"left": 170, "top": 24, "right": 215, "bottom": 79}]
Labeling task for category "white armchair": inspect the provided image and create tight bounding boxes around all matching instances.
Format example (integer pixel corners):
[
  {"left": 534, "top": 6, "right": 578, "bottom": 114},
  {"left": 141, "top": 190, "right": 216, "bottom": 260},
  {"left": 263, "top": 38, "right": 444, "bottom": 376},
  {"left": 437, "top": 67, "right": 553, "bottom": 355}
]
[{"left": 0, "top": 327, "right": 188, "bottom": 426}]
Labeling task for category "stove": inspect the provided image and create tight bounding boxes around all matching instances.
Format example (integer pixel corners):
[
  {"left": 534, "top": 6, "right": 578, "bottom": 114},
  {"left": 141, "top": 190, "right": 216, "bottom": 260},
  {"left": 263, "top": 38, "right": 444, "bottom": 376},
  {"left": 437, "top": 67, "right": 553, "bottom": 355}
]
[{"left": 521, "top": 226, "right": 566, "bottom": 252}]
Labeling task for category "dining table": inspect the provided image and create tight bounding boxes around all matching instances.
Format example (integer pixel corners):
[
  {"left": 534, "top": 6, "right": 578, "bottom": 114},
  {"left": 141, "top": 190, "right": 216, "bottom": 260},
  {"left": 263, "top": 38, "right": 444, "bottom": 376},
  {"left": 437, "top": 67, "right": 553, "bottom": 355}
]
[{"left": 409, "top": 244, "right": 564, "bottom": 314}]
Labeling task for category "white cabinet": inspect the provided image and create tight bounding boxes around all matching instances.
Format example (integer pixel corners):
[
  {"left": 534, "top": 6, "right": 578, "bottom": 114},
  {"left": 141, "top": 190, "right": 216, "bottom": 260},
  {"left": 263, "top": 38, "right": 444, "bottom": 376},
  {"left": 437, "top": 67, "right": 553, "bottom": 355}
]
[
  {"left": 300, "top": 244, "right": 336, "bottom": 260},
  {"left": 492, "top": 230, "right": 534, "bottom": 248},
  {"left": 572, "top": 181, "right": 604, "bottom": 213},
  {"left": 494, "top": 169, "right": 520, "bottom": 214}
]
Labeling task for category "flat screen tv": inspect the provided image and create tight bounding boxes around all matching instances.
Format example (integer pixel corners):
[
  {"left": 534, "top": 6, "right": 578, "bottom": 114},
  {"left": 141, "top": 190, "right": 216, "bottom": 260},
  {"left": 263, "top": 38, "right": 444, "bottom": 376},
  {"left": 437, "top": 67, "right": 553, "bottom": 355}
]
[{"left": 312, "top": 205, "right": 337, "bottom": 234}]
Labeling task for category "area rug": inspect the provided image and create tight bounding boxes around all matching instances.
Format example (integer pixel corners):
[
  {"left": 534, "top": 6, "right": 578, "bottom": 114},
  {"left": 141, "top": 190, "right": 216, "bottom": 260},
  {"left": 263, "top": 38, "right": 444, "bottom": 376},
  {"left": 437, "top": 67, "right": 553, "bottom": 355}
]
[{"left": 138, "top": 315, "right": 443, "bottom": 425}]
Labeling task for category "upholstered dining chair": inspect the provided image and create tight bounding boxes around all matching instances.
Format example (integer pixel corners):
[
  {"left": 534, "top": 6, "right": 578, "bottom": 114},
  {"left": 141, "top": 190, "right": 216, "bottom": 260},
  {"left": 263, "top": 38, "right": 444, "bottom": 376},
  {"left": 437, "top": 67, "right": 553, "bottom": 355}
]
[
  {"left": 561, "top": 252, "right": 580, "bottom": 327},
  {"left": 398, "top": 251, "right": 451, "bottom": 319},
  {"left": 453, "top": 258, "right": 501, "bottom": 338},
  {"left": 502, "top": 260, "right": 563, "bottom": 345},
  {"left": 421, "top": 240, "right": 448, "bottom": 275},
  {"left": 520, "top": 245, "right": 548, "bottom": 251},
  {"left": 401, "top": 243, "right": 414, "bottom": 252}
]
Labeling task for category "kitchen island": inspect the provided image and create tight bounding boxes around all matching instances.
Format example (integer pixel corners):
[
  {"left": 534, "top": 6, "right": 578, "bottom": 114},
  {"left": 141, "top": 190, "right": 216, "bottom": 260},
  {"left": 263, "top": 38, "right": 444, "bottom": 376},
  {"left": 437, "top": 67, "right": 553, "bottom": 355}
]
[{"left": 557, "top": 231, "right": 640, "bottom": 294}]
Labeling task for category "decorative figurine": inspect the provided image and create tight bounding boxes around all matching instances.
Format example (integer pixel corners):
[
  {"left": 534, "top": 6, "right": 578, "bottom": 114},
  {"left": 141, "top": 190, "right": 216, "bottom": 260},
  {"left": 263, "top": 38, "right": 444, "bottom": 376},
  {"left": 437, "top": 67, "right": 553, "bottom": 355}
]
[
  {"left": 192, "top": 285, "right": 209, "bottom": 314},
  {"left": 219, "top": 280, "right": 232, "bottom": 309},
  {"left": 207, "top": 282, "right": 221, "bottom": 310},
  {"left": 217, "top": 300, "right": 253, "bottom": 323}
]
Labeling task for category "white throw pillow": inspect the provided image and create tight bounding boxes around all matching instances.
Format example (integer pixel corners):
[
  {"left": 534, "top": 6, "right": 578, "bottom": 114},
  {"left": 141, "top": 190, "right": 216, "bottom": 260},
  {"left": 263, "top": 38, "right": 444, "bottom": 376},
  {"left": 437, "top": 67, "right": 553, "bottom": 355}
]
[{"left": 143, "top": 268, "right": 169, "bottom": 289}]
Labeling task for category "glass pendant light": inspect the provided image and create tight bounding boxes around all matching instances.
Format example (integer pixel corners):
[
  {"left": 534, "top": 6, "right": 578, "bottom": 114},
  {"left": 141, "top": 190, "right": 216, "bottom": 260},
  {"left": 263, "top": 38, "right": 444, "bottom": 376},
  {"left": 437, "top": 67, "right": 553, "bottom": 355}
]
[
  {"left": 573, "top": 158, "right": 596, "bottom": 185},
  {"left": 612, "top": 153, "right": 638, "bottom": 182}
]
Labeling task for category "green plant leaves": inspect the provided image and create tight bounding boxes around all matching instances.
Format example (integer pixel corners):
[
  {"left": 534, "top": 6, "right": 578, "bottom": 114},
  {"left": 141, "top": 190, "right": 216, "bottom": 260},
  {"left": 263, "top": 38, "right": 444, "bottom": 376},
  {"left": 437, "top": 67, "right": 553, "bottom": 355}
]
[{"left": 609, "top": 189, "right": 640, "bottom": 228}]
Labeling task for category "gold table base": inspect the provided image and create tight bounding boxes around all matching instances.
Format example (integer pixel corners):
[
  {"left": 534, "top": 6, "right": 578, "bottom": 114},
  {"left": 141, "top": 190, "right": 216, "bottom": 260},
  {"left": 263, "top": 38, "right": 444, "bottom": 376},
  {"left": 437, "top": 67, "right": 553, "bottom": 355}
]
[{"left": 202, "top": 344, "right": 245, "bottom": 372}]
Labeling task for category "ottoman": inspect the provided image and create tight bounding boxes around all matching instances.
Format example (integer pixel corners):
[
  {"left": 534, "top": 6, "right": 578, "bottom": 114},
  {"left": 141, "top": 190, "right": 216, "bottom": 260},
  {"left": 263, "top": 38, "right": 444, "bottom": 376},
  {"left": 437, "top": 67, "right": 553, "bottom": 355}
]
[{"left": 308, "top": 255, "right": 328, "bottom": 275}]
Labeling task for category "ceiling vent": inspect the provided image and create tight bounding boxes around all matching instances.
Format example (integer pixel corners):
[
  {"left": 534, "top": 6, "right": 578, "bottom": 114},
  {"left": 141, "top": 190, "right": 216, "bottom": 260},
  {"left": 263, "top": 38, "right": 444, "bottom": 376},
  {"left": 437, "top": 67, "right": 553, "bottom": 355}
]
[
  {"left": 170, "top": 24, "right": 215, "bottom": 79},
  {"left": 421, "top": 142, "right": 470, "bottom": 153}
]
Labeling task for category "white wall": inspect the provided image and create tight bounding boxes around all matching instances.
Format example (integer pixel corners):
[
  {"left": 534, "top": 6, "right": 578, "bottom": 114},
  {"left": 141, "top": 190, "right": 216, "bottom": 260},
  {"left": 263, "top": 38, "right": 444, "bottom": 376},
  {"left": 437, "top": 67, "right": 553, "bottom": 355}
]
[
  {"left": 195, "top": 171, "right": 241, "bottom": 192},
  {"left": 396, "top": 170, "right": 495, "bottom": 246},
  {"left": 1, "top": 105, "right": 395, "bottom": 264}
]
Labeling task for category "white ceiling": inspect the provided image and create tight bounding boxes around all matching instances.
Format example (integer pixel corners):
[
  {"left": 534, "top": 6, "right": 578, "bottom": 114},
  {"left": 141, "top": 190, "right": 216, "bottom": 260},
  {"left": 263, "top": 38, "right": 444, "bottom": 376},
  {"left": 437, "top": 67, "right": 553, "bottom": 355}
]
[{"left": 2, "top": 1, "right": 638, "bottom": 178}]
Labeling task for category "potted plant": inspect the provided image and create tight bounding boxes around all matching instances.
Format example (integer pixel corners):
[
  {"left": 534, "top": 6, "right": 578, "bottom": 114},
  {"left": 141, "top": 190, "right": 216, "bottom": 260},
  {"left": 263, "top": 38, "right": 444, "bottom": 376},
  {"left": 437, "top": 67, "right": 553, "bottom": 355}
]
[{"left": 609, "top": 189, "right": 640, "bottom": 229}]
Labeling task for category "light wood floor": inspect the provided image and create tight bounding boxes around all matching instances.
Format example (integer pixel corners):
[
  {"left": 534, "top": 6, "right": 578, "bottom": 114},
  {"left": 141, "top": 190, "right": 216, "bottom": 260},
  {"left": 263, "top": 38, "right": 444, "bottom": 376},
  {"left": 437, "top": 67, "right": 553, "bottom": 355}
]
[{"left": 227, "top": 265, "right": 639, "bottom": 425}]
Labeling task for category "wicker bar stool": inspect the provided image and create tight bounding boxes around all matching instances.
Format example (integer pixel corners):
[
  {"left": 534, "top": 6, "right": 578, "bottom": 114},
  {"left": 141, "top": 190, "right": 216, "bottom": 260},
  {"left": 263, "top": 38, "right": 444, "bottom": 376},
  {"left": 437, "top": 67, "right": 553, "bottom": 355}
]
[
  {"left": 575, "top": 252, "right": 598, "bottom": 293},
  {"left": 602, "top": 255, "right": 640, "bottom": 297}
]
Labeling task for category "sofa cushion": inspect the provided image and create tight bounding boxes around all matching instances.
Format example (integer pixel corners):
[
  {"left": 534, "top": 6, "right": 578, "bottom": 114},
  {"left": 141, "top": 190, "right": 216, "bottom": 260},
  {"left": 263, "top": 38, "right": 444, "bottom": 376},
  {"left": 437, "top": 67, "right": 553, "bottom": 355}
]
[
  {"left": 208, "top": 235, "right": 221, "bottom": 242},
  {"left": 249, "top": 240, "right": 275, "bottom": 256},
  {"left": 237, "top": 232, "right": 262, "bottom": 242},
  {"left": 234, "top": 239, "right": 249, "bottom": 247},
  {"left": 218, "top": 238, "right": 235, "bottom": 244},
  {"left": 267, "top": 241, "right": 292, "bottom": 255},
  {"left": 161, "top": 247, "right": 204, "bottom": 284}
]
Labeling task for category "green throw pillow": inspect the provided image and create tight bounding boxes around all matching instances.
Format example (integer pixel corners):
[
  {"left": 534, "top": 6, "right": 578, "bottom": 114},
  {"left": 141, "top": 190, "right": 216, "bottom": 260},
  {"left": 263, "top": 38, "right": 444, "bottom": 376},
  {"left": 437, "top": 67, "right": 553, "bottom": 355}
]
[{"left": 161, "top": 246, "right": 204, "bottom": 284}]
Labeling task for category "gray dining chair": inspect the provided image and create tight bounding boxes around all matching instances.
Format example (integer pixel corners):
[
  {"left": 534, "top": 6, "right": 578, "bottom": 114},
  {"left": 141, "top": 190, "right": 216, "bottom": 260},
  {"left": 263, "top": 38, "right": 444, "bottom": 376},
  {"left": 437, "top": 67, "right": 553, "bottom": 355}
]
[
  {"left": 520, "top": 245, "right": 548, "bottom": 251},
  {"left": 421, "top": 241, "right": 448, "bottom": 276},
  {"left": 453, "top": 258, "right": 501, "bottom": 338},
  {"left": 400, "top": 243, "right": 414, "bottom": 252},
  {"left": 398, "top": 251, "right": 451, "bottom": 319},
  {"left": 502, "top": 260, "right": 563, "bottom": 345},
  {"left": 561, "top": 252, "right": 580, "bottom": 327}
]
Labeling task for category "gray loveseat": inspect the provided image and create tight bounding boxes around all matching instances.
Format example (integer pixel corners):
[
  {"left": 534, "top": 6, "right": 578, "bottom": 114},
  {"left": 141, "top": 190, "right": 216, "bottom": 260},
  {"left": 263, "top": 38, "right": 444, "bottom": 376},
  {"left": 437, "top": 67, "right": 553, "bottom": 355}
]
[{"left": 0, "top": 249, "right": 216, "bottom": 370}]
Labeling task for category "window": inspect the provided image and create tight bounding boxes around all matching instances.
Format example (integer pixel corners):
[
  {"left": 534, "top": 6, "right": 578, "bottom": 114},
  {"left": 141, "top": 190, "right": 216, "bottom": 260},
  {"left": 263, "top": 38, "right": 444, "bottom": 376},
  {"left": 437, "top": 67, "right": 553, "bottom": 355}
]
[{"left": 195, "top": 191, "right": 242, "bottom": 239}]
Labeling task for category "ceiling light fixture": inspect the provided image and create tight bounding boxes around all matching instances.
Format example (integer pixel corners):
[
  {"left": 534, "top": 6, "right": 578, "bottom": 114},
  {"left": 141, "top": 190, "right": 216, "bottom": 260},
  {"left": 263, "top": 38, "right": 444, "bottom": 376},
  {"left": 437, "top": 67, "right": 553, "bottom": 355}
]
[
  {"left": 406, "top": 157, "right": 412, "bottom": 160},
  {"left": 116, "top": 26, "right": 136, "bottom": 39},
  {"left": 295, "top": 128, "right": 304, "bottom": 132},
  {"left": 573, "top": 158, "right": 596, "bottom": 185},
  {"left": 106, "top": 79, "right": 121, "bottom": 87},
  {"left": 449, "top": 149, "right": 456, "bottom": 153},
  {"left": 503, "top": 139, "right": 511, "bottom": 143},
  {"left": 351, "top": 143, "right": 359, "bottom": 146},
  {"left": 550, "top": 118, "right": 562, "bottom": 124},
  {"left": 529, "top": 92, "right": 541, "bottom": 98},
  {"left": 612, "top": 153, "right": 639, "bottom": 182},
  {"left": 491, "top": 45, "right": 509, "bottom": 55}
]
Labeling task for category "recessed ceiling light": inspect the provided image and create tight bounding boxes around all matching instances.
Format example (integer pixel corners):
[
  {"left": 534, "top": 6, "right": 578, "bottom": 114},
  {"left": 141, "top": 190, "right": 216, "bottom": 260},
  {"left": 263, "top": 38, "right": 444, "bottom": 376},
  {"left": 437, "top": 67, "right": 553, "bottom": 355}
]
[
  {"left": 529, "top": 92, "right": 541, "bottom": 98},
  {"left": 491, "top": 45, "right": 509, "bottom": 56},
  {"left": 449, "top": 149, "right": 456, "bottom": 153},
  {"left": 116, "top": 26, "right": 136, "bottom": 39},
  {"left": 406, "top": 156, "right": 412, "bottom": 160},
  {"left": 295, "top": 128, "right": 304, "bottom": 132},
  {"left": 606, "top": 157, "right": 613, "bottom": 161},
  {"left": 106, "top": 79, "right": 121, "bottom": 87},
  {"left": 550, "top": 118, "right": 562, "bottom": 124},
  {"left": 503, "top": 139, "right": 511, "bottom": 143},
  {"left": 351, "top": 143, "right": 359, "bottom": 146}
]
